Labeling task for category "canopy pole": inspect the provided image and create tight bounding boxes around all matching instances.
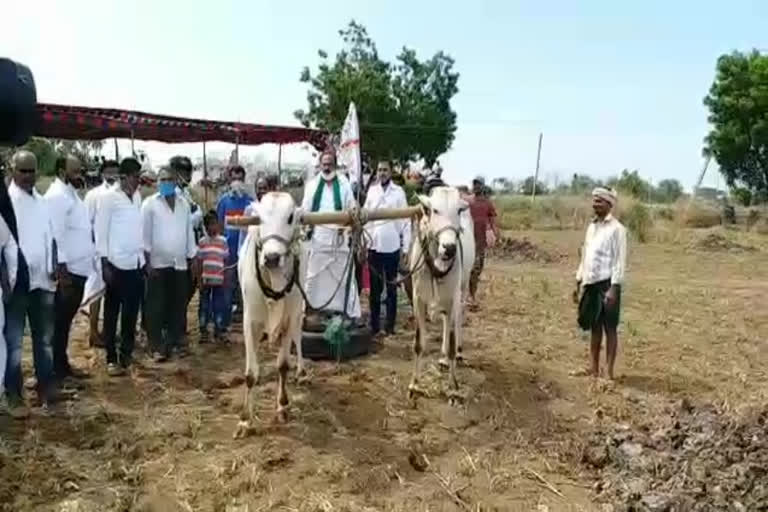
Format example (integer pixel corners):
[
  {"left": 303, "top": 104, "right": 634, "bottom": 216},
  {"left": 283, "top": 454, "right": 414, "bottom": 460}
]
[
  {"left": 130, "top": 128, "right": 135, "bottom": 155},
  {"left": 235, "top": 134, "right": 240, "bottom": 164},
  {"left": 113, "top": 138, "right": 119, "bottom": 161},
  {"left": 277, "top": 143, "right": 282, "bottom": 188},
  {"left": 203, "top": 141, "right": 209, "bottom": 210}
]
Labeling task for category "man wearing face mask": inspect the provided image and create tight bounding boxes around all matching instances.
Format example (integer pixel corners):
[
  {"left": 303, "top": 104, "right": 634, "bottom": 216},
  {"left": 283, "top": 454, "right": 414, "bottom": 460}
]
[
  {"left": 45, "top": 154, "right": 95, "bottom": 381},
  {"left": 81, "top": 159, "right": 119, "bottom": 349},
  {"left": 216, "top": 165, "right": 253, "bottom": 330},
  {"left": 301, "top": 151, "right": 361, "bottom": 320},
  {"left": 363, "top": 160, "right": 410, "bottom": 336},
  {"left": 169, "top": 156, "right": 204, "bottom": 339},
  {"left": 94, "top": 157, "right": 145, "bottom": 376},
  {"left": 141, "top": 168, "right": 198, "bottom": 361}
]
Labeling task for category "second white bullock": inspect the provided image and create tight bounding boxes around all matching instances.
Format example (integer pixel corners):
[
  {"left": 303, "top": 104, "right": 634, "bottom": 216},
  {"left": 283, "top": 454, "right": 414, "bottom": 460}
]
[
  {"left": 235, "top": 192, "right": 305, "bottom": 436},
  {"left": 408, "top": 186, "right": 475, "bottom": 403}
]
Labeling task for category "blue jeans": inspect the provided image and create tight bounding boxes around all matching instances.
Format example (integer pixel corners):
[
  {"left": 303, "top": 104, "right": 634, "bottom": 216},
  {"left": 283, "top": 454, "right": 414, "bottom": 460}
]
[
  {"left": 222, "top": 267, "right": 239, "bottom": 330},
  {"left": 199, "top": 285, "right": 227, "bottom": 334},
  {"left": 4, "top": 287, "right": 55, "bottom": 399}
]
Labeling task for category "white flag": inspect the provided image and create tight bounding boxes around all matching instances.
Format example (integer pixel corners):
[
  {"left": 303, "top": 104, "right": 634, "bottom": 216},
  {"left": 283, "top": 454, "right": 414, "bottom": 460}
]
[{"left": 338, "top": 102, "right": 361, "bottom": 186}]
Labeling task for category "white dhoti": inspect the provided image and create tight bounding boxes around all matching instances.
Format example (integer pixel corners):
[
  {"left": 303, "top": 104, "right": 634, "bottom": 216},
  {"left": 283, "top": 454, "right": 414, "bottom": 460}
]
[
  {"left": 79, "top": 258, "right": 105, "bottom": 311},
  {"left": 304, "top": 230, "right": 361, "bottom": 318}
]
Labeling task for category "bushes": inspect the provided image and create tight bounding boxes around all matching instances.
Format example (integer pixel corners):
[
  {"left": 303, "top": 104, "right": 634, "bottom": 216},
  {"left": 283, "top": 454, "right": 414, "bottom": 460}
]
[{"left": 621, "top": 203, "right": 652, "bottom": 243}]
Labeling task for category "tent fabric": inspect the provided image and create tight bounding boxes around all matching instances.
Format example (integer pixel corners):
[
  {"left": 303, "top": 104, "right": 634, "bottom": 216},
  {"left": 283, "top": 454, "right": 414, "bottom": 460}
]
[{"left": 35, "top": 103, "right": 327, "bottom": 148}]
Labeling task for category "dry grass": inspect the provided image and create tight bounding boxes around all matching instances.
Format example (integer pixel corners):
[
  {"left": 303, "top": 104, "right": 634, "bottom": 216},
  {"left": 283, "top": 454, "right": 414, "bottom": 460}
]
[{"left": 1, "top": 222, "right": 767, "bottom": 511}]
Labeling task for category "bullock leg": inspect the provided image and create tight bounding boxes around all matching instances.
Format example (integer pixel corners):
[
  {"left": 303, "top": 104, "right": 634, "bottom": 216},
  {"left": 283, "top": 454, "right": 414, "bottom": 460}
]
[
  {"left": 447, "top": 303, "right": 462, "bottom": 405},
  {"left": 235, "top": 314, "right": 262, "bottom": 438},
  {"left": 291, "top": 311, "right": 307, "bottom": 382},
  {"left": 276, "top": 332, "right": 291, "bottom": 422},
  {"left": 407, "top": 295, "right": 428, "bottom": 400},
  {"left": 438, "top": 312, "right": 451, "bottom": 370}
]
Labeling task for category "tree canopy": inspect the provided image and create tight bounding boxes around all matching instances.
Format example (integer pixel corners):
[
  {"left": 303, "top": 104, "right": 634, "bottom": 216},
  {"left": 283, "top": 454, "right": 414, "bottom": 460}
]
[
  {"left": 295, "top": 21, "right": 459, "bottom": 166},
  {"left": 704, "top": 50, "right": 768, "bottom": 196},
  {"left": 0, "top": 137, "right": 104, "bottom": 176}
]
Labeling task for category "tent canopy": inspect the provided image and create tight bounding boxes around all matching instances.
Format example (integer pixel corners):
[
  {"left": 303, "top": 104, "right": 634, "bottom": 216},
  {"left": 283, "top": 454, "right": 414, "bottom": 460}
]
[{"left": 35, "top": 103, "right": 327, "bottom": 148}]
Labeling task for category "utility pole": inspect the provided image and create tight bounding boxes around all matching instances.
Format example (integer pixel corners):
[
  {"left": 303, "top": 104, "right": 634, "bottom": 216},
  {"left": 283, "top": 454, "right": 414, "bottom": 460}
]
[{"left": 531, "top": 132, "right": 543, "bottom": 201}]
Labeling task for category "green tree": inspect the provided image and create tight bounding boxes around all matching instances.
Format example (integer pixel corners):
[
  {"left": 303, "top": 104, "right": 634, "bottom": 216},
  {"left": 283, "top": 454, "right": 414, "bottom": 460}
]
[
  {"left": 703, "top": 50, "right": 768, "bottom": 196},
  {"left": 295, "top": 21, "right": 459, "bottom": 165},
  {"left": 570, "top": 173, "right": 598, "bottom": 194},
  {"left": 615, "top": 169, "right": 650, "bottom": 199},
  {"left": 654, "top": 178, "right": 684, "bottom": 203},
  {"left": 730, "top": 186, "right": 753, "bottom": 207},
  {"left": 520, "top": 176, "right": 548, "bottom": 195}
]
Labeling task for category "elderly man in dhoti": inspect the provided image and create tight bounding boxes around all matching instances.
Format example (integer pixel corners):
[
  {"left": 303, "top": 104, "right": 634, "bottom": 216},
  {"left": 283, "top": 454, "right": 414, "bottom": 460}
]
[
  {"left": 301, "top": 152, "right": 361, "bottom": 322},
  {"left": 574, "top": 187, "right": 627, "bottom": 380}
]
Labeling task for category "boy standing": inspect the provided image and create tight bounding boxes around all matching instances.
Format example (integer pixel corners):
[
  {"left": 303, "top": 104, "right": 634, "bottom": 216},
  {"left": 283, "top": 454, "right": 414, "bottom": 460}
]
[{"left": 197, "top": 211, "right": 229, "bottom": 343}]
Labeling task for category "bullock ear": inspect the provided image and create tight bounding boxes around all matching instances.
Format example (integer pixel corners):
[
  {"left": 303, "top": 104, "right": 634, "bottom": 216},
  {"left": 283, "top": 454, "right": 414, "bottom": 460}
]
[{"left": 416, "top": 194, "right": 431, "bottom": 216}]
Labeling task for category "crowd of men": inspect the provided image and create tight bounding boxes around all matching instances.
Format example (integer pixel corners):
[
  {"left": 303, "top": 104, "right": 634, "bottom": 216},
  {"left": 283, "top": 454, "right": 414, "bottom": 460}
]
[{"left": 0, "top": 147, "right": 626, "bottom": 419}]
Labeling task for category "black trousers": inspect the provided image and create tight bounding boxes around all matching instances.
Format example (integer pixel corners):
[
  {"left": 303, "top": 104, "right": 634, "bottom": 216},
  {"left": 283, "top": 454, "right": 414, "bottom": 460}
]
[
  {"left": 368, "top": 250, "right": 400, "bottom": 334},
  {"left": 146, "top": 268, "right": 189, "bottom": 356},
  {"left": 52, "top": 271, "right": 86, "bottom": 376},
  {"left": 103, "top": 267, "right": 143, "bottom": 366}
]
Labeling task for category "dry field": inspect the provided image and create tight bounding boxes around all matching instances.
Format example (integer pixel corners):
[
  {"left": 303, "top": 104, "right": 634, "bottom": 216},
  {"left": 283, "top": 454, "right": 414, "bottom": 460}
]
[{"left": 1, "top": 224, "right": 767, "bottom": 511}]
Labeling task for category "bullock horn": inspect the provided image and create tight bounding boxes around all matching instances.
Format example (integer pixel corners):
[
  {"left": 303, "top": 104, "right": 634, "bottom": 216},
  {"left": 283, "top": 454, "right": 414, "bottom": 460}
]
[{"left": 300, "top": 206, "right": 421, "bottom": 226}]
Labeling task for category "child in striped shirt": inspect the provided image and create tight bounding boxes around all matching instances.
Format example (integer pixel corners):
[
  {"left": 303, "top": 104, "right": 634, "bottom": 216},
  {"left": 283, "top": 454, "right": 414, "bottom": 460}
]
[{"left": 198, "top": 211, "right": 229, "bottom": 343}]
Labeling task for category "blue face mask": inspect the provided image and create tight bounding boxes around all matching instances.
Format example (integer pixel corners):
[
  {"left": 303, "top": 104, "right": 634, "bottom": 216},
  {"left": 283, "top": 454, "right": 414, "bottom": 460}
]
[{"left": 158, "top": 182, "right": 176, "bottom": 197}]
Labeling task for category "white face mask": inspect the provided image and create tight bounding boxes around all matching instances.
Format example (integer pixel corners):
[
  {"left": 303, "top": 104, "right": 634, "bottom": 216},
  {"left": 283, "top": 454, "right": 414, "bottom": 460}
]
[
  {"left": 321, "top": 169, "right": 336, "bottom": 181},
  {"left": 230, "top": 180, "right": 245, "bottom": 194}
]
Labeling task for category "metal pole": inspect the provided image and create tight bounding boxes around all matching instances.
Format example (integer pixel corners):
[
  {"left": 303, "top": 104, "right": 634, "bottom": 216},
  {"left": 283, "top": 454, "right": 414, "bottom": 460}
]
[
  {"left": 130, "top": 128, "right": 135, "bottom": 155},
  {"left": 235, "top": 134, "right": 240, "bottom": 164},
  {"left": 277, "top": 143, "right": 282, "bottom": 188},
  {"left": 531, "top": 132, "right": 543, "bottom": 201},
  {"left": 113, "top": 138, "right": 119, "bottom": 160}
]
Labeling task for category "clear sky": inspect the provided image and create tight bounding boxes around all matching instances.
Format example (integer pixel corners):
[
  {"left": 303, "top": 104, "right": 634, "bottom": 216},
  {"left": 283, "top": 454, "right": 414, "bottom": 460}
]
[{"left": 3, "top": 0, "right": 767, "bottom": 189}]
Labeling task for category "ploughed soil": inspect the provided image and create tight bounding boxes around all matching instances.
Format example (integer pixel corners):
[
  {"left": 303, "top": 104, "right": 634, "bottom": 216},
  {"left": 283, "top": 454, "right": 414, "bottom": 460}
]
[{"left": 2, "top": 228, "right": 768, "bottom": 511}]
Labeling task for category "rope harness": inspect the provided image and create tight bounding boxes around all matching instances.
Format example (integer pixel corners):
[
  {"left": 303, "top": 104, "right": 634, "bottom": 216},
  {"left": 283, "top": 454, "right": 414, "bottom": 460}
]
[{"left": 253, "top": 233, "right": 300, "bottom": 301}]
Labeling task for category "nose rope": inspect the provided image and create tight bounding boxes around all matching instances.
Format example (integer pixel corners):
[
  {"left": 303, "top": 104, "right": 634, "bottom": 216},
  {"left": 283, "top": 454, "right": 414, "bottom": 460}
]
[
  {"left": 253, "top": 231, "right": 300, "bottom": 301},
  {"left": 420, "top": 225, "right": 461, "bottom": 280}
]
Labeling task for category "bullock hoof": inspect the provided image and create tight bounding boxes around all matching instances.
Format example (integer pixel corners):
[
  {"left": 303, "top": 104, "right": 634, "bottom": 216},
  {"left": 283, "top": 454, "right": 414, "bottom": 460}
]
[
  {"left": 275, "top": 407, "right": 290, "bottom": 424},
  {"left": 438, "top": 357, "right": 450, "bottom": 371},
  {"left": 447, "top": 390, "right": 464, "bottom": 407},
  {"left": 456, "top": 352, "right": 465, "bottom": 365},
  {"left": 295, "top": 368, "right": 310, "bottom": 385},
  {"left": 233, "top": 420, "right": 257, "bottom": 439},
  {"left": 408, "top": 383, "right": 426, "bottom": 400}
]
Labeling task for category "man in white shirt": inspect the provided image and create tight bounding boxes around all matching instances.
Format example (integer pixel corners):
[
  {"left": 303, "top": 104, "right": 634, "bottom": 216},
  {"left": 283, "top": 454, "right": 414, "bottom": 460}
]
[
  {"left": 45, "top": 154, "right": 94, "bottom": 381},
  {"left": 170, "top": 156, "right": 203, "bottom": 338},
  {"left": 94, "top": 157, "right": 145, "bottom": 376},
  {"left": 363, "top": 161, "right": 411, "bottom": 336},
  {"left": 574, "top": 187, "right": 628, "bottom": 380},
  {"left": 82, "top": 159, "right": 119, "bottom": 348},
  {"left": 142, "top": 168, "right": 198, "bottom": 361},
  {"left": 301, "top": 152, "right": 361, "bottom": 320},
  {"left": 5, "top": 150, "right": 57, "bottom": 414}
]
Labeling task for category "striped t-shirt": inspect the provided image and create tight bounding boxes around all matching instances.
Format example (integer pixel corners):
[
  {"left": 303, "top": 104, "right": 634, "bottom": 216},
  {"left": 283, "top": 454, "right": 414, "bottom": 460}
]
[{"left": 198, "top": 235, "right": 229, "bottom": 286}]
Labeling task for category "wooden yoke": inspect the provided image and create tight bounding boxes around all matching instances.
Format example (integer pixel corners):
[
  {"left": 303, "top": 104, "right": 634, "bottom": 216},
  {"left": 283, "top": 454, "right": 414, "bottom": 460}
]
[{"left": 226, "top": 206, "right": 422, "bottom": 227}]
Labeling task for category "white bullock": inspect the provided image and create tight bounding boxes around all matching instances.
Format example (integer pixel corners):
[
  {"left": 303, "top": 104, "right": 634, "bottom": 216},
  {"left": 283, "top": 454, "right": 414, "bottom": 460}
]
[
  {"left": 408, "top": 186, "right": 475, "bottom": 403},
  {"left": 235, "top": 192, "right": 306, "bottom": 436}
]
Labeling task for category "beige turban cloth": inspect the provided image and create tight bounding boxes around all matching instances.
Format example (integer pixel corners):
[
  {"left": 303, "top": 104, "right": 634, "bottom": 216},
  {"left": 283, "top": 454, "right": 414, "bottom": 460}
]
[{"left": 592, "top": 187, "right": 617, "bottom": 208}]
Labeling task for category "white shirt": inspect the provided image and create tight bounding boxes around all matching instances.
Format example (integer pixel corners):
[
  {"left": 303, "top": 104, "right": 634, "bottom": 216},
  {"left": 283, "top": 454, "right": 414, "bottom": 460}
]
[
  {"left": 44, "top": 178, "right": 95, "bottom": 277},
  {"left": 176, "top": 185, "right": 203, "bottom": 230},
  {"left": 576, "top": 214, "right": 627, "bottom": 286},
  {"left": 84, "top": 181, "right": 118, "bottom": 226},
  {"left": 9, "top": 181, "right": 56, "bottom": 291},
  {"left": 0, "top": 215, "right": 18, "bottom": 296},
  {"left": 363, "top": 182, "right": 411, "bottom": 253},
  {"left": 301, "top": 173, "right": 357, "bottom": 250},
  {"left": 141, "top": 193, "right": 198, "bottom": 270},
  {"left": 94, "top": 187, "right": 145, "bottom": 270}
]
